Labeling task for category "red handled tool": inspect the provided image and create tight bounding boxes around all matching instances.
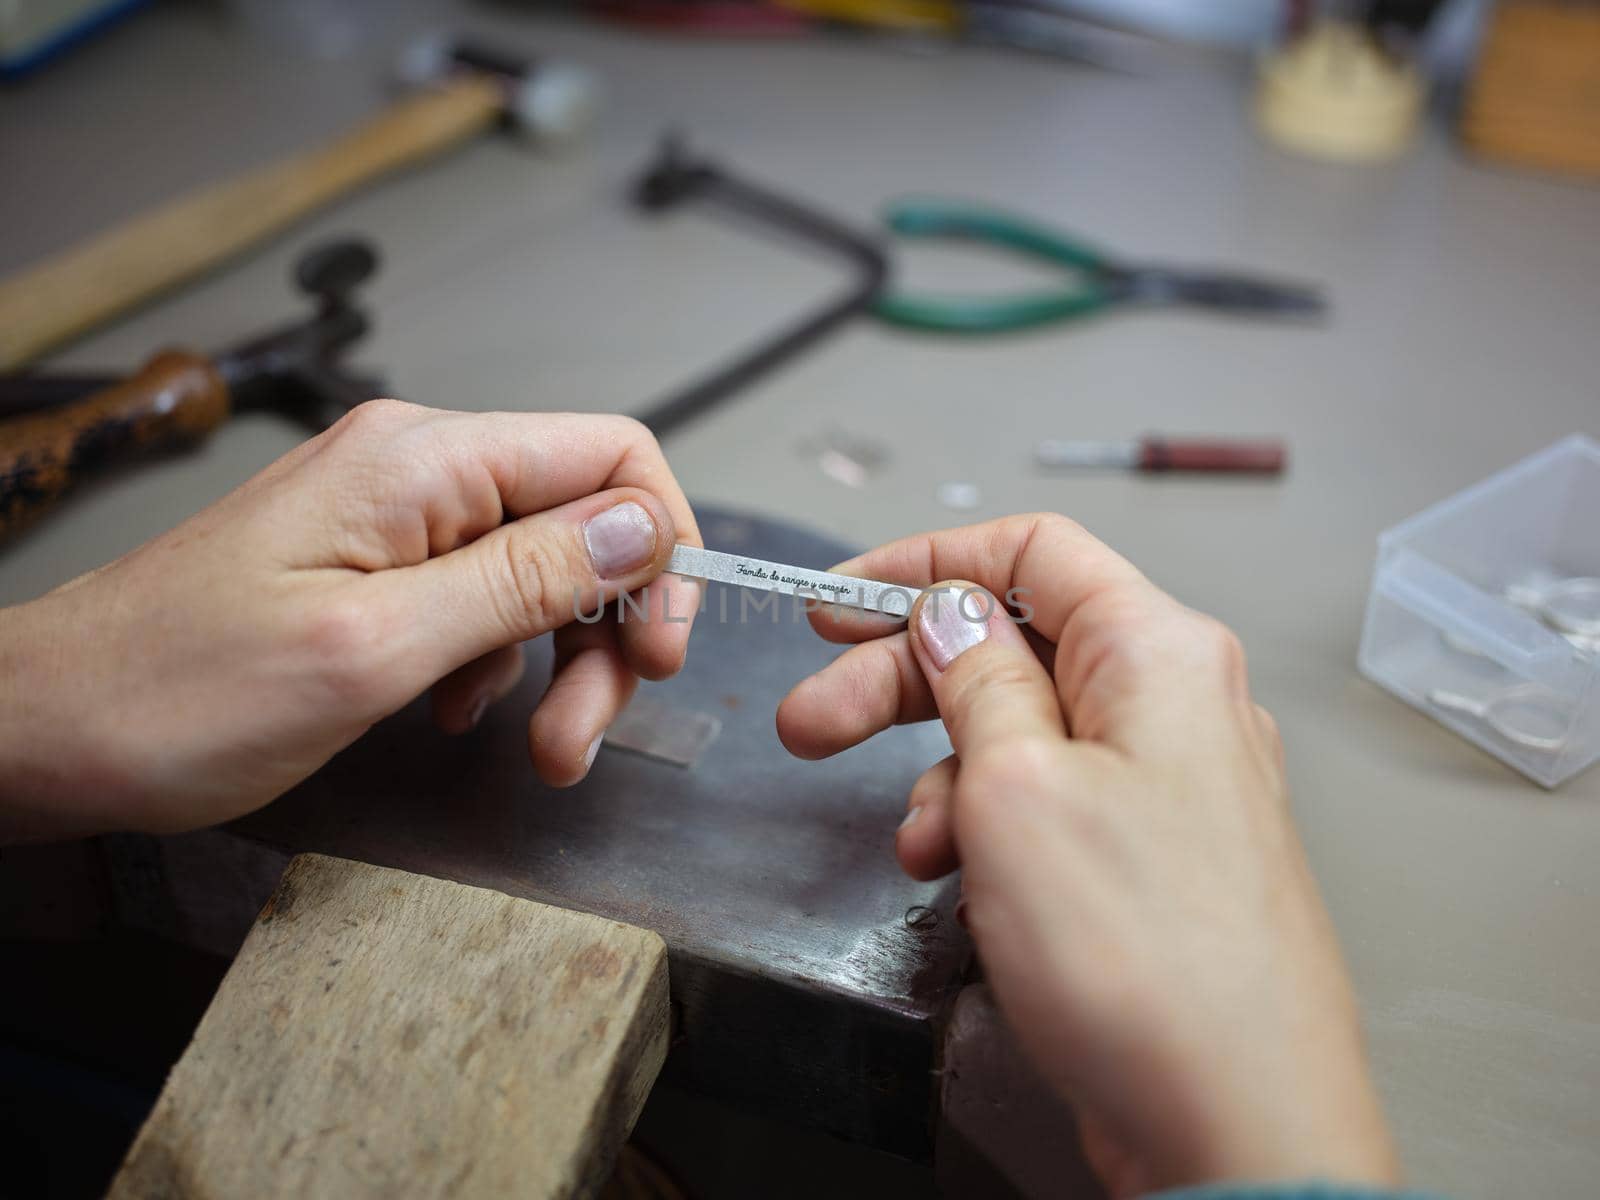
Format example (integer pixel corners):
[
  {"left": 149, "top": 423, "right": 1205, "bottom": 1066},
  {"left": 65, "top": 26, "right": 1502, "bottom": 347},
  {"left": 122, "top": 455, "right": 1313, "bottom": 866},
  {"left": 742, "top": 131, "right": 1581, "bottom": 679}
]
[{"left": 1036, "top": 436, "right": 1287, "bottom": 475}]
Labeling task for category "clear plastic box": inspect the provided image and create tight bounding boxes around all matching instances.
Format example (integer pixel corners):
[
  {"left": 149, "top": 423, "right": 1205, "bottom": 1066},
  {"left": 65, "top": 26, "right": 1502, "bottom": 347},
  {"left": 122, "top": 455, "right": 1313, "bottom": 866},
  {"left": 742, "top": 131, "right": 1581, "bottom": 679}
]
[{"left": 1358, "top": 435, "right": 1600, "bottom": 788}]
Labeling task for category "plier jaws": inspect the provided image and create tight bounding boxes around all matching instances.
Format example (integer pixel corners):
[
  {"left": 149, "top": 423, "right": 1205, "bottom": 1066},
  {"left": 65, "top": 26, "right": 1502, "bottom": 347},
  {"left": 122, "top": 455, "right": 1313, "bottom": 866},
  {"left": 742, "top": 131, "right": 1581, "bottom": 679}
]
[{"left": 1111, "top": 268, "right": 1326, "bottom": 316}]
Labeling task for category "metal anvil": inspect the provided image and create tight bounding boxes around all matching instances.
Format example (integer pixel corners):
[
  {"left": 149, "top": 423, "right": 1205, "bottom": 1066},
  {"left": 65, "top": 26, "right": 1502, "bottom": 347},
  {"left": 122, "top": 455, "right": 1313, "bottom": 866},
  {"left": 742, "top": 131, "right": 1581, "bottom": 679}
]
[{"left": 115, "top": 506, "right": 968, "bottom": 1158}]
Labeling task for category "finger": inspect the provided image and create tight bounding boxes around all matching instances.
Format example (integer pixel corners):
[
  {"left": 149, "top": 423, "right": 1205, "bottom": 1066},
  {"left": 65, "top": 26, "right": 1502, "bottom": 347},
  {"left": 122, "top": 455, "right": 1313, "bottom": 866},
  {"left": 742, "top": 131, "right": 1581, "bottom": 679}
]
[
  {"left": 616, "top": 575, "right": 701, "bottom": 682},
  {"left": 1254, "top": 703, "right": 1286, "bottom": 778},
  {"left": 807, "top": 600, "right": 911, "bottom": 646},
  {"left": 908, "top": 582, "right": 1067, "bottom": 760},
  {"left": 309, "top": 406, "right": 705, "bottom": 681},
  {"left": 1058, "top": 595, "right": 1254, "bottom": 758},
  {"left": 430, "top": 644, "right": 526, "bottom": 734},
  {"left": 810, "top": 515, "right": 1249, "bottom": 762},
  {"left": 317, "top": 406, "right": 703, "bottom": 567},
  {"left": 809, "top": 512, "right": 1151, "bottom": 647},
  {"left": 379, "top": 487, "right": 675, "bottom": 687},
  {"left": 897, "top": 754, "right": 960, "bottom": 881},
  {"left": 775, "top": 632, "right": 936, "bottom": 760},
  {"left": 529, "top": 621, "right": 638, "bottom": 787}
]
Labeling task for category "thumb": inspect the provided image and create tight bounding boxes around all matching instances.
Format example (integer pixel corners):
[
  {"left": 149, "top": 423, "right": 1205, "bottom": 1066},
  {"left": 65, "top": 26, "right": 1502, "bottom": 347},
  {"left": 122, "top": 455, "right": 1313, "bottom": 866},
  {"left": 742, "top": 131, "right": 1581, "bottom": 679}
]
[
  {"left": 381, "top": 488, "right": 677, "bottom": 684},
  {"left": 908, "top": 582, "right": 1066, "bottom": 759}
]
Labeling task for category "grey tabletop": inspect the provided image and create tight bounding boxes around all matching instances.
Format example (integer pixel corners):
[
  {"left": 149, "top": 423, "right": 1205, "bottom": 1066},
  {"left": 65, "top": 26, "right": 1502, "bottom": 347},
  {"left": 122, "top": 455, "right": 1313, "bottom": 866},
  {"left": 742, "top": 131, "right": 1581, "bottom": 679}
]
[{"left": 4, "top": 2, "right": 1599, "bottom": 1195}]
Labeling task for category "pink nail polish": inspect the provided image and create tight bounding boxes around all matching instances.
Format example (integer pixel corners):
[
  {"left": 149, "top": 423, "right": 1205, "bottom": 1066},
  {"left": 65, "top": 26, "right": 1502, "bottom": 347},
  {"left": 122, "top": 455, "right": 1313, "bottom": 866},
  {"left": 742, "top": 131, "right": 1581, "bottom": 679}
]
[
  {"left": 917, "top": 586, "right": 991, "bottom": 671},
  {"left": 583, "top": 502, "right": 657, "bottom": 579}
]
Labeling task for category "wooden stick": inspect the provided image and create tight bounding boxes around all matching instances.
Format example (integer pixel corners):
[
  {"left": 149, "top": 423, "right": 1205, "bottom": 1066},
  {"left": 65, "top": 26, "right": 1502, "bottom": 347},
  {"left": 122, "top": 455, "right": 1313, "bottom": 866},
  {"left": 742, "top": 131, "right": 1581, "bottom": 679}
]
[
  {"left": 0, "top": 75, "right": 504, "bottom": 370},
  {"left": 107, "top": 854, "right": 669, "bottom": 1200}
]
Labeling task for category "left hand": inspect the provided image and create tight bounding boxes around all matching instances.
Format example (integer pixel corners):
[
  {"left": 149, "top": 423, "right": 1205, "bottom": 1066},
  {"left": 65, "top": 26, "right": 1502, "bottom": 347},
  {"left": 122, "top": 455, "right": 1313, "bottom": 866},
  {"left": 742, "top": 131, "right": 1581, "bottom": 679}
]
[{"left": 0, "top": 401, "right": 700, "bottom": 840}]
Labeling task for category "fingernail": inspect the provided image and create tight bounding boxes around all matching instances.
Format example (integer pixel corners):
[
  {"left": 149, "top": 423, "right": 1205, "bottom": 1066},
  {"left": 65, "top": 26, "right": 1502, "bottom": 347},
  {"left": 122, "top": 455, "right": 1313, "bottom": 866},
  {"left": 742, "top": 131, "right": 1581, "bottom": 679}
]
[
  {"left": 899, "top": 806, "right": 922, "bottom": 831},
  {"left": 917, "top": 586, "right": 990, "bottom": 671},
  {"left": 466, "top": 695, "right": 490, "bottom": 730},
  {"left": 954, "top": 897, "right": 969, "bottom": 930},
  {"left": 583, "top": 501, "right": 657, "bottom": 579},
  {"left": 583, "top": 732, "right": 605, "bottom": 769}
]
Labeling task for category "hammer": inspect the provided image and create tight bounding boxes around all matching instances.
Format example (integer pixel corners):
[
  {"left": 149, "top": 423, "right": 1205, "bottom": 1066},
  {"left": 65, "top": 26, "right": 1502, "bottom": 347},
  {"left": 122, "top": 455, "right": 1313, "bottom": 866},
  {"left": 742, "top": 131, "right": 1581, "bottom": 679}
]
[{"left": 0, "top": 38, "right": 598, "bottom": 371}]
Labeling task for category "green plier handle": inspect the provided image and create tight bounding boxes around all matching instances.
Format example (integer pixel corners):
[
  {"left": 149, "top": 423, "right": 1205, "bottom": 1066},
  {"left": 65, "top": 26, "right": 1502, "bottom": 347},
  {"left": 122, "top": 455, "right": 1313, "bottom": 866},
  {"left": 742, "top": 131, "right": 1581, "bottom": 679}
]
[{"left": 872, "top": 199, "right": 1119, "bottom": 334}]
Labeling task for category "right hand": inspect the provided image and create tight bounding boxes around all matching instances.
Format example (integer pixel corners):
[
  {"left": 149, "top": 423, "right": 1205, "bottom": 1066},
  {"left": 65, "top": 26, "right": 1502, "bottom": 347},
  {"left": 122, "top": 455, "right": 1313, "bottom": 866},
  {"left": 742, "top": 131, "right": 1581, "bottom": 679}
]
[{"left": 777, "top": 514, "right": 1397, "bottom": 1196}]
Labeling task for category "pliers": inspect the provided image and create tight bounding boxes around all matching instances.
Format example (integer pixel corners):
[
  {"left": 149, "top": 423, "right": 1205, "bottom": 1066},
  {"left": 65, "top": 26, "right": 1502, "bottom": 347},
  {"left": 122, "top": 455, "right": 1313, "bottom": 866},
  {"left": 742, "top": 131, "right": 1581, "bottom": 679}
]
[{"left": 872, "top": 199, "right": 1326, "bottom": 334}]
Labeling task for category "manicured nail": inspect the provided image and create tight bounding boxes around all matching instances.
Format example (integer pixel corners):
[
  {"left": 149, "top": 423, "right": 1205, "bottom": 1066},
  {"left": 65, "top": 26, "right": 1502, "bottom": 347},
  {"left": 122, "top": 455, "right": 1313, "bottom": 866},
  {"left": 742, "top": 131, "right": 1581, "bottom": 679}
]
[
  {"left": 583, "top": 501, "right": 657, "bottom": 579},
  {"left": 917, "top": 586, "right": 990, "bottom": 671},
  {"left": 466, "top": 695, "right": 490, "bottom": 730},
  {"left": 583, "top": 732, "right": 605, "bottom": 770},
  {"left": 899, "top": 806, "right": 922, "bottom": 831}
]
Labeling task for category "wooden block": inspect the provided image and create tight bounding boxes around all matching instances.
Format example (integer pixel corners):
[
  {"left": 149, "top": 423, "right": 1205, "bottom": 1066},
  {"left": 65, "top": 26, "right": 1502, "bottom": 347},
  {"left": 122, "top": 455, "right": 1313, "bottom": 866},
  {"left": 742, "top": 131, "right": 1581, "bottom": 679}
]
[
  {"left": 1462, "top": 1, "right": 1600, "bottom": 177},
  {"left": 108, "top": 854, "right": 669, "bottom": 1200}
]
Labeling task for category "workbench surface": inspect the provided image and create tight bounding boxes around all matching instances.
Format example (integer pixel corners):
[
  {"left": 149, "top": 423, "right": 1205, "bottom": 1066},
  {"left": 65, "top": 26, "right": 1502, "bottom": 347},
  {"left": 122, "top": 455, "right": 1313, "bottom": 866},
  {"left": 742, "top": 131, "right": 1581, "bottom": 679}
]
[{"left": 4, "top": 2, "right": 1598, "bottom": 1195}]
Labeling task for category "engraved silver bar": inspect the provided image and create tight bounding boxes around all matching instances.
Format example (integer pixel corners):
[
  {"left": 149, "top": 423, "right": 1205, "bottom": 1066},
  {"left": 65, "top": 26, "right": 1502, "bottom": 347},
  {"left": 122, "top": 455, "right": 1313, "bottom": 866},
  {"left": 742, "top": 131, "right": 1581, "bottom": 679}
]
[{"left": 668, "top": 545, "right": 914, "bottom": 619}]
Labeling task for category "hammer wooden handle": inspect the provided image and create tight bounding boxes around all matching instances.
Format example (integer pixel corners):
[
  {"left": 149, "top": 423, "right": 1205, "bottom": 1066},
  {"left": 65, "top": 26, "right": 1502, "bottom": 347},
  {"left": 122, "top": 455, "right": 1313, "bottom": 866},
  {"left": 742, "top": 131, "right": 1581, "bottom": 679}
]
[
  {"left": 0, "top": 350, "right": 230, "bottom": 541},
  {"left": 0, "top": 75, "right": 504, "bottom": 370}
]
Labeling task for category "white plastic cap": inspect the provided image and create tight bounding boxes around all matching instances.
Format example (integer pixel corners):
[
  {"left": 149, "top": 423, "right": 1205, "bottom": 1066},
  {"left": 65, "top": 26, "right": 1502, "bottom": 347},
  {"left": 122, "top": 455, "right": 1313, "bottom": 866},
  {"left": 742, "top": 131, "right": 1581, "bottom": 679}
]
[{"left": 511, "top": 63, "right": 601, "bottom": 146}]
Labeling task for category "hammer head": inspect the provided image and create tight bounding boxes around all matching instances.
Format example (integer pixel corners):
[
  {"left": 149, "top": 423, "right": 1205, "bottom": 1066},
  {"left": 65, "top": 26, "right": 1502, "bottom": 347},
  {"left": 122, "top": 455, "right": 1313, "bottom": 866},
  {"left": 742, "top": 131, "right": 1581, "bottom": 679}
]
[{"left": 395, "top": 35, "right": 600, "bottom": 145}]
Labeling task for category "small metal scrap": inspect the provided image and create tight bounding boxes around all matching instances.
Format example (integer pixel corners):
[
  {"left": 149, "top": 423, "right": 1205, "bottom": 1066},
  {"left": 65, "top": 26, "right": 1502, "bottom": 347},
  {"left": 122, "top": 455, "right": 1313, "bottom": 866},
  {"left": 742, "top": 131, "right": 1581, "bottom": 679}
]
[
  {"left": 799, "top": 429, "right": 889, "bottom": 489},
  {"left": 602, "top": 694, "right": 722, "bottom": 768},
  {"left": 936, "top": 481, "right": 983, "bottom": 511},
  {"left": 1506, "top": 576, "right": 1600, "bottom": 651}
]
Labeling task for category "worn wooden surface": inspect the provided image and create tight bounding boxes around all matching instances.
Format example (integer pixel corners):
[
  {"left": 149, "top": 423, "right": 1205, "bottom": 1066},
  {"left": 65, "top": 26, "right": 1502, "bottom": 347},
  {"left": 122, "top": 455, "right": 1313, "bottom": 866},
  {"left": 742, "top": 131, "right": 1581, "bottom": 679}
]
[
  {"left": 1464, "top": 1, "right": 1600, "bottom": 177},
  {"left": 108, "top": 853, "right": 669, "bottom": 1200}
]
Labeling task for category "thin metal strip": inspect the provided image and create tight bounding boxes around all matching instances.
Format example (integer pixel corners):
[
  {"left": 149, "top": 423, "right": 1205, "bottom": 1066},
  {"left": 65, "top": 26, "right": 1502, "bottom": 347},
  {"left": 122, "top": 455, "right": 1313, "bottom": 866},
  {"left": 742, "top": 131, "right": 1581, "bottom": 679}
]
[{"left": 668, "top": 544, "right": 913, "bottom": 618}]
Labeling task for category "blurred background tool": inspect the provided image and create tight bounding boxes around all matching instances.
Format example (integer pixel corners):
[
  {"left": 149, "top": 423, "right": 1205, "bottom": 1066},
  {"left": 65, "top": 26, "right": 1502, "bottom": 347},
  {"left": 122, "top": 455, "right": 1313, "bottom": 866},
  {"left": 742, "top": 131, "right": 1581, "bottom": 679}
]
[
  {"left": 1255, "top": 17, "right": 1427, "bottom": 162},
  {"left": 1462, "top": 0, "right": 1600, "bottom": 178},
  {"left": 1036, "top": 435, "right": 1288, "bottom": 475},
  {"left": 0, "top": 0, "right": 148, "bottom": 78},
  {"left": 0, "top": 37, "right": 596, "bottom": 371},
  {"left": 588, "top": 0, "right": 812, "bottom": 34},
  {"left": 873, "top": 199, "right": 1326, "bottom": 333},
  {"left": 582, "top": 0, "right": 1145, "bottom": 66},
  {"left": 0, "top": 373, "right": 127, "bottom": 419},
  {"left": 629, "top": 137, "right": 887, "bottom": 436},
  {"left": 775, "top": 0, "right": 958, "bottom": 33},
  {"left": 0, "top": 240, "right": 383, "bottom": 542}
]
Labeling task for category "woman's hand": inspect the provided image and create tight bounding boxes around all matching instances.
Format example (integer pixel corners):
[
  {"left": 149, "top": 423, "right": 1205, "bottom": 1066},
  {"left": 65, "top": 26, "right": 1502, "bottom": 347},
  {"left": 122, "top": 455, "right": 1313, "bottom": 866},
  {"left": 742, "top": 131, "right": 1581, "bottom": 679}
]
[
  {"left": 777, "top": 513, "right": 1396, "bottom": 1197},
  {"left": 0, "top": 401, "right": 699, "bottom": 840}
]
